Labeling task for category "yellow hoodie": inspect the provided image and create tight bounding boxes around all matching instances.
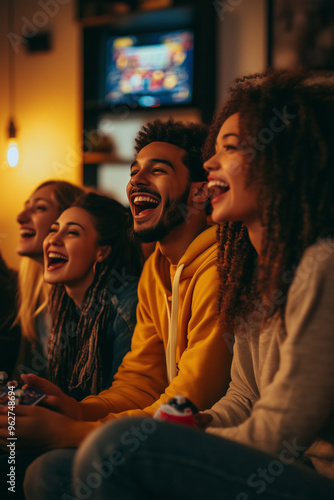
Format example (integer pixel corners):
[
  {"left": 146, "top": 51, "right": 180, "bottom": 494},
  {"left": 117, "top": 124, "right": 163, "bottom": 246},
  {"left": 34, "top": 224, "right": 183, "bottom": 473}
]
[{"left": 82, "top": 225, "right": 231, "bottom": 421}]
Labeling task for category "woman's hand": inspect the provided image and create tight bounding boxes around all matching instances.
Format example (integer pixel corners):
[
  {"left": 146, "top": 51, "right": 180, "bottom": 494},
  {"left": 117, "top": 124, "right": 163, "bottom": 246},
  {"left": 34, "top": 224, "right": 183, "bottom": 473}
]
[
  {"left": 20, "top": 374, "right": 83, "bottom": 420},
  {"left": 0, "top": 405, "right": 94, "bottom": 453},
  {"left": 193, "top": 412, "right": 213, "bottom": 430}
]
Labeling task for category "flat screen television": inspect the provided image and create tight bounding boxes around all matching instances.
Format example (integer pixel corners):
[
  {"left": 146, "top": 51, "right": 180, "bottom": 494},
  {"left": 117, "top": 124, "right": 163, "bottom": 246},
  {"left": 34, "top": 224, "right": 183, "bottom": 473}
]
[
  {"left": 104, "top": 30, "right": 194, "bottom": 109},
  {"left": 83, "top": 4, "right": 216, "bottom": 124}
]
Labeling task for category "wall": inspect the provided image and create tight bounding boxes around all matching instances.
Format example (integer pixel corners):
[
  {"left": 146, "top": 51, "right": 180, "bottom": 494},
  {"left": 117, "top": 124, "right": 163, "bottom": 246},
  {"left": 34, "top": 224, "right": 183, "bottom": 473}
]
[
  {"left": 0, "top": 0, "right": 267, "bottom": 270},
  {"left": 0, "top": 0, "right": 81, "bottom": 269},
  {"left": 216, "top": 0, "right": 267, "bottom": 106}
]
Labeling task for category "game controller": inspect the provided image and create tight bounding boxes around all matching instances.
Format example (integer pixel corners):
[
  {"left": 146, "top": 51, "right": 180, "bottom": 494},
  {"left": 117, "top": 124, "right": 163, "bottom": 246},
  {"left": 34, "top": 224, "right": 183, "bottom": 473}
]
[
  {"left": 0, "top": 371, "right": 8, "bottom": 386},
  {"left": 154, "top": 395, "right": 198, "bottom": 427},
  {"left": 0, "top": 371, "right": 45, "bottom": 406}
]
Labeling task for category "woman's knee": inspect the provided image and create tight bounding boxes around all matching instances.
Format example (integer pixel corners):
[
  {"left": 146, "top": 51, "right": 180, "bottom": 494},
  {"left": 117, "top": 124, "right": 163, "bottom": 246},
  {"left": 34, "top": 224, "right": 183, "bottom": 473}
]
[
  {"left": 74, "top": 417, "right": 158, "bottom": 478},
  {"left": 24, "top": 449, "right": 75, "bottom": 500}
]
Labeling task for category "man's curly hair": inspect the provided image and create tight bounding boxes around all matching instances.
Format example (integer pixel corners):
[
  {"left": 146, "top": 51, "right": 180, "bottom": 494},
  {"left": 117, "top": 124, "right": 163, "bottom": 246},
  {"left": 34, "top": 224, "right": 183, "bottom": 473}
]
[
  {"left": 134, "top": 118, "right": 208, "bottom": 182},
  {"left": 202, "top": 69, "right": 334, "bottom": 337}
]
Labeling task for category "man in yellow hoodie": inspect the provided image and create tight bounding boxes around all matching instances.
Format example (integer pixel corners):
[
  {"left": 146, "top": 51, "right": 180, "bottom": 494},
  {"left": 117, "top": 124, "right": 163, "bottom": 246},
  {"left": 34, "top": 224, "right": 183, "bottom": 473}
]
[{"left": 0, "top": 119, "right": 232, "bottom": 499}]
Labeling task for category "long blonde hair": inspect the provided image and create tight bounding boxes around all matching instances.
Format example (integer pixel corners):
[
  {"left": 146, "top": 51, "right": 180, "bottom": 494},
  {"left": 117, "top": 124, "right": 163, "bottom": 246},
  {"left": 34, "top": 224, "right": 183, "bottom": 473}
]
[
  {"left": 16, "top": 180, "right": 85, "bottom": 344},
  {"left": 16, "top": 258, "right": 49, "bottom": 345}
]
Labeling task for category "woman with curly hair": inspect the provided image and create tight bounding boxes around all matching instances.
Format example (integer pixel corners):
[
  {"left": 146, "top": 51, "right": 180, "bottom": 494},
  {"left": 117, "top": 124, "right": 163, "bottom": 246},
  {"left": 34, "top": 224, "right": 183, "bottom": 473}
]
[
  {"left": 67, "top": 70, "right": 334, "bottom": 499},
  {"left": 44, "top": 191, "right": 142, "bottom": 399}
]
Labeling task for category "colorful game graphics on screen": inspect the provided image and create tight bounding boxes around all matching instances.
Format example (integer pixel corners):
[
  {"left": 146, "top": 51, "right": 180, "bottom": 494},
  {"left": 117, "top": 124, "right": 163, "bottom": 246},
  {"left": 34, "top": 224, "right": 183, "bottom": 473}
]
[{"left": 105, "top": 30, "right": 194, "bottom": 108}]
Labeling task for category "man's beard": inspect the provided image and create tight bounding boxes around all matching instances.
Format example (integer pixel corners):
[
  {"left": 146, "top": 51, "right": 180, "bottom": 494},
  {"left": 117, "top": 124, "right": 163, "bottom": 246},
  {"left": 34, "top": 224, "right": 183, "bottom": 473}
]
[{"left": 133, "top": 183, "right": 191, "bottom": 243}]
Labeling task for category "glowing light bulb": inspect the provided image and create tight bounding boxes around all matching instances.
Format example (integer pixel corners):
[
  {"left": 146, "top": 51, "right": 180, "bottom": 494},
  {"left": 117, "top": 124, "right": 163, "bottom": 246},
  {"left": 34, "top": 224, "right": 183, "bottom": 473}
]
[
  {"left": 6, "top": 119, "right": 19, "bottom": 167},
  {"left": 7, "top": 139, "right": 19, "bottom": 167}
]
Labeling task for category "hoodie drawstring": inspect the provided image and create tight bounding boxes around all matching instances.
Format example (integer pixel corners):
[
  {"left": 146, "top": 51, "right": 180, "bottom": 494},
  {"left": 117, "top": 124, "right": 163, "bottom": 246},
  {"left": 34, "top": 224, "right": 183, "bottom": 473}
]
[{"left": 165, "top": 263, "right": 184, "bottom": 384}]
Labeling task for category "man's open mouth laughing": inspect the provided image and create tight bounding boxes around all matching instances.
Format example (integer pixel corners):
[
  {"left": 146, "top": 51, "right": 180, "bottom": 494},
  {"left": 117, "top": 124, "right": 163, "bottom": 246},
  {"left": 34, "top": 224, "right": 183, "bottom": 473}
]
[{"left": 131, "top": 192, "right": 161, "bottom": 220}]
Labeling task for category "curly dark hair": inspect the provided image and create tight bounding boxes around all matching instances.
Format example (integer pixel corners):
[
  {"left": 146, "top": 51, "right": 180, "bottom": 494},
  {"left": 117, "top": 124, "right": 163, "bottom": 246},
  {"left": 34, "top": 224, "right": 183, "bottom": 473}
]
[
  {"left": 134, "top": 118, "right": 208, "bottom": 182},
  {"left": 203, "top": 69, "right": 334, "bottom": 336}
]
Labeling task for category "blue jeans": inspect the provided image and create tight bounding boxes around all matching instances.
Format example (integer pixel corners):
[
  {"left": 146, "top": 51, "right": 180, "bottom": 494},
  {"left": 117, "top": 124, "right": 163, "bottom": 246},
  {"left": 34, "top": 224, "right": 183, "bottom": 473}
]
[
  {"left": 0, "top": 452, "right": 42, "bottom": 500},
  {"left": 24, "top": 417, "right": 334, "bottom": 500}
]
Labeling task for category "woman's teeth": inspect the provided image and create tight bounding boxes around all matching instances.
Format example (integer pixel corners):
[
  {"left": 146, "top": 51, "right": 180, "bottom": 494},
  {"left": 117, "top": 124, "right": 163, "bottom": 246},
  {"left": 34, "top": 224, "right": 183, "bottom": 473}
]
[
  {"left": 20, "top": 229, "right": 35, "bottom": 237},
  {"left": 208, "top": 180, "right": 230, "bottom": 197},
  {"left": 48, "top": 252, "right": 68, "bottom": 267}
]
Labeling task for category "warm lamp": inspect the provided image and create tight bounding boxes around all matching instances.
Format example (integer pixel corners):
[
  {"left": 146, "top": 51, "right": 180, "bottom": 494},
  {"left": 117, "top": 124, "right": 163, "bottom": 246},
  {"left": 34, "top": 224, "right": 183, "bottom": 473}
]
[
  {"left": 6, "top": 0, "right": 19, "bottom": 168},
  {"left": 7, "top": 119, "right": 19, "bottom": 168}
]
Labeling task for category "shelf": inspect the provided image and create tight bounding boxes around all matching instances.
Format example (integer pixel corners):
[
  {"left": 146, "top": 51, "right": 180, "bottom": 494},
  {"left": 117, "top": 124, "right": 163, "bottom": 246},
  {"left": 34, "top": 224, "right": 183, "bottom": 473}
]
[
  {"left": 77, "top": 14, "right": 124, "bottom": 26},
  {"left": 83, "top": 152, "right": 120, "bottom": 164},
  {"left": 76, "top": 0, "right": 180, "bottom": 26}
]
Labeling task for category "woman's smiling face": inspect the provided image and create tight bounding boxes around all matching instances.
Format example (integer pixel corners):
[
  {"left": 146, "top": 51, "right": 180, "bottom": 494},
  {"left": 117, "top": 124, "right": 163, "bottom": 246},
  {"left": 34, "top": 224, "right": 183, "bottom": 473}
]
[
  {"left": 43, "top": 206, "right": 103, "bottom": 292},
  {"left": 204, "top": 113, "right": 260, "bottom": 227},
  {"left": 16, "top": 185, "right": 60, "bottom": 264}
]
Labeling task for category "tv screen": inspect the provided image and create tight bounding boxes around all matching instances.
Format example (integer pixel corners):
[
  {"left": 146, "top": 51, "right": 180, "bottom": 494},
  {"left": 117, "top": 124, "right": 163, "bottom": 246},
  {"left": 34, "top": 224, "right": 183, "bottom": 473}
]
[{"left": 104, "top": 30, "right": 194, "bottom": 108}]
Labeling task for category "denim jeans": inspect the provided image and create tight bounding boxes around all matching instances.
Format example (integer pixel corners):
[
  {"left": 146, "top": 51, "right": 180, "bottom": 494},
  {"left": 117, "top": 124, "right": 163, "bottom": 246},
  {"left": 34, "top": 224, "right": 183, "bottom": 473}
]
[
  {"left": 24, "top": 417, "right": 334, "bottom": 500},
  {"left": 0, "top": 452, "right": 39, "bottom": 500},
  {"left": 24, "top": 448, "right": 75, "bottom": 500}
]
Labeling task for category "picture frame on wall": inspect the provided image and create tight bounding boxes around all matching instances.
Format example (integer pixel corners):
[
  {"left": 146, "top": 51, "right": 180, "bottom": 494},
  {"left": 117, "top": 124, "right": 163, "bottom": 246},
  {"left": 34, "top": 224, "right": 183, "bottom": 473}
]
[{"left": 268, "top": 0, "right": 334, "bottom": 70}]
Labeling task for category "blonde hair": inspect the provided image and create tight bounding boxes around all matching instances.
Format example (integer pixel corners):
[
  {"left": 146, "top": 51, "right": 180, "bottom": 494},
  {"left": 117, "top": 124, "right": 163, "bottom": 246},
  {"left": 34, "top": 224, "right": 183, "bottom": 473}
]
[
  {"left": 16, "top": 180, "right": 85, "bottom": 343},
  {"left": 16, "top": 258, "right": 49, "bottom": 345}
]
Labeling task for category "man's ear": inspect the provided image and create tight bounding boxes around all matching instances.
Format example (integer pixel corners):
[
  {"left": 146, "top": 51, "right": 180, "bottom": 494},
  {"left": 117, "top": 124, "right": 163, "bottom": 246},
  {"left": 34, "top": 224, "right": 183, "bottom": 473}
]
[
  {"left": 96, "top": 245, "right": 112, "bottom": 263},
  {"left": 191, "top": 182, "right": 209, "bottom": 205}
]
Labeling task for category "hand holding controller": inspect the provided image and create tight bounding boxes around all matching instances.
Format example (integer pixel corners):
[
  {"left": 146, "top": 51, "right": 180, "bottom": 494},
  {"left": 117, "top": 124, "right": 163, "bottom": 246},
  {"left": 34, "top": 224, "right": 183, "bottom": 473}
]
[
  {"left": 154, "top": 395, "right": 198, "bottom": 427},
  {"left": 0, "top": 371, "right": 45, "bottom": 407}
]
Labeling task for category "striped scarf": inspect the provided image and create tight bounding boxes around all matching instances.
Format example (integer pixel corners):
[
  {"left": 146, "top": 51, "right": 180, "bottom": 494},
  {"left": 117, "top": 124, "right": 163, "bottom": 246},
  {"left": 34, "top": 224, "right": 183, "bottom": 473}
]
[{"left": 47, "top": 261, "right": 112, "bottom": 395}]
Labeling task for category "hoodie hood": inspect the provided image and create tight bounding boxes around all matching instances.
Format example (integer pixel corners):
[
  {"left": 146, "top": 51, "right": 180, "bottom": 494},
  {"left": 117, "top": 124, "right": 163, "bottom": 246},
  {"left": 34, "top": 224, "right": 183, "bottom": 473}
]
[{"left": 153, "top": 225, "right": 218, "bottom": 294}]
